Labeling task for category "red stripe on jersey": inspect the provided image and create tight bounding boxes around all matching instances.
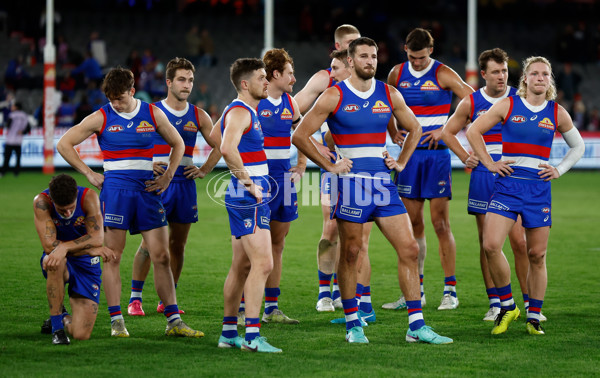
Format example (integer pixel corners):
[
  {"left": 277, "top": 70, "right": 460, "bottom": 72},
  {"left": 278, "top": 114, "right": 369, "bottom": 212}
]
[
  {"left": 264, "top": 136, "right": 291, "bottom": 147},
  {"left": 149, "top": 104, "right": 157, "bottom": 126},
  {"left": 103, "top": 148, "right": 154, "bottom": 160},
  {"left": 410, "top": 104, "right": 451, "bottom": 116},
  {"left": 483, "top": 134, "right": 502, "bottom": 143},
  {"left": 503, "top": 142, "right": 551, "bottom": 158},
  {"left": 503, "top": 97, "right": 514, "bottom": 125},
  {"left": 332, "top": 132, "right": 386, "bottom": 146},
  {"left": 154, "top": 144, "right": 170, "bottom": 155},
  {"left": 469, "top": 93, "right": 475, "bottom": 120},
  {"left": 240, "top": 150, "right": 267, "bottom": 164},
  {"left": 80, "top": 187, "right": 89, "bottom": 206},
  {"left": 395, "top": 63, "right": 405, "bottom": 87},
  {"left": 332, "top": 86, "right": 343, "bottom": 115},
  {"left": 99, "top": 108, "right": 107, "bottom": 135}
]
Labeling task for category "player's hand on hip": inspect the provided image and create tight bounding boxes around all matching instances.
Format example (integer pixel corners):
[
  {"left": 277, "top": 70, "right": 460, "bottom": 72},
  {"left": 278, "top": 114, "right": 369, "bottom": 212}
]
[
  {"left": 330, "top": 157, "right": 352, "bottom": 174},
  {"left": 465, "top": 153, "right": 480, "bottom": 169},
  {"left": 383, "top": 151, "right": 402, "bottom": 172},
  {"left": 145, "top": 174, "right": 171, "bottom": 194},
  {"left": 538, "top": 164, "right": 560, "bottom": 181},
  {"left": 487, "top": 160, "right": 515, "bottom": 177},
  {"left": 184, "top": 165, "right": 207, "bottom": 179},
  {"left": 393, "top": 130, "right": 407, "bottom": 147},
  {"left": 86, "top": 171, "right": 104, "bottom": 191},
  {"left": 289, "top": 165, "right": 306, "bottom": 183},
  {"left": 153, "top": 162, "right": 167, "bottom": 176},
  {"left": 246, "top": 182, "right": 264, "bottom": 203}
]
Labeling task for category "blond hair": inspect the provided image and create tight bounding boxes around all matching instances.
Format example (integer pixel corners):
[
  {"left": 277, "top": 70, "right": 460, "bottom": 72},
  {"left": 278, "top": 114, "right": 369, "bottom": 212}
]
[{"left": 517, "top": 56, "right": 557, "bottom": 101}]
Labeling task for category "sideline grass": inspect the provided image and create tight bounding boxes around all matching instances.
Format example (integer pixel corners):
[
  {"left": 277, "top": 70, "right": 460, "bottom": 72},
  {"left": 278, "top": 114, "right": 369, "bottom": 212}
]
[{"left": 0, "top": 169, "right": 599, "bottom": 377}]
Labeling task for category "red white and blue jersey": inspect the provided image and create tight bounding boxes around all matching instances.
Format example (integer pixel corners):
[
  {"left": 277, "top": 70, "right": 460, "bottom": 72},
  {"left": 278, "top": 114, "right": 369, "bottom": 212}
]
[
  {"left": 470, "top": 86, "right": 517, "bottom": 172},
  {"left": 258, "top": 93, "right": 295, "bottom": 179},
  {"left": 395, "top": 59, "right": 452, "bottom": 146},
  {"left": 327, "top": 79, "right": 393, "bottom": 176},
  {"left": 221, "top": 99, "right": 268, "bottom": 179},
  {"left": 98, "top": 100, "right": 155, "bottom": 190},
  {"left": 502, "top": 96, "right": 558, "bottom": 180},
  {"left": 152, "top": 100, "right": 200, "bottom": 182},
  {"left": 41, "top": 186, "right": 89, "bottom": 242},
  {"left": 320, "top": 67, "right": 337, "bottom": 149}
]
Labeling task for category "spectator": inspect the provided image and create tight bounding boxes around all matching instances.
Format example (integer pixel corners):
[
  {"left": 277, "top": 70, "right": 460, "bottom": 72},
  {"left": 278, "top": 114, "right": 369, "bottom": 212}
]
[
  {"left": 4, "top": 55, "right": 31, "bottom": 90},
  {"left": 74, "top": 95, "right": 93, "bottom": 124},
  {"left": 571, "top": 94, "right": 587, "bottom": 130},
  {"left": 199, "top": 28, "right": 216, "bottom": 67},
  {"left": 87, "top": 31, "right": 107, "bottom": 67},
  {"left": 1, "top": 102, "right": 30, "bottom": 177},
  {"left": 71, "top": 51, "right": 103, "bottom": 89},
  {"left": 185, "top": 25, "right": 202, "bottom": 66},
  {"left": 56, "top": 94, "right": 76, "bottom": 128},
  {"left": 587, "top": 108, "right": 600, "bottom": 132},
  {"left": 555, "top": 62, "right": 581, "bottom": 102},
  {"left": 58, "top": 71, "right": 76, "bottom": 99},
  {"left": 85, "top": 81, "right": 107, "bottom": 112},
  {"left": 126, "top": 49, "right": 143, "bottom": 87}
]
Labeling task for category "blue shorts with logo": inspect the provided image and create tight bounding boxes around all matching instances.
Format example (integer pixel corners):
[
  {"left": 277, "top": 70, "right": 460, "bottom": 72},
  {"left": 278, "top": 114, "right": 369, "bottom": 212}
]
[
  {"left": 487, "top": 176, "right": 552, "bottom": 228},
  {"left": 100, "top": 186, "right": 167, "bottom": 234},
  {"left": 394, "top": 148, "right": 452, "bottom": 199},
  {"left": 40, "top": 252, "right": 102, "bottom": 303},
  {"left": 161, "top": 179, "right": 198, "bottom": 224},
  {"left": 267, "top": 175, "right": 298, "bottom": 223},
  {"left": 467, "top": 168, "right": 497, "bottom": 215},
  {"left": 225, "top": 177, "right": 272, "bottom": 238},
  {"left": 331, "top": 173, "right": 407, "bottom": 223}
]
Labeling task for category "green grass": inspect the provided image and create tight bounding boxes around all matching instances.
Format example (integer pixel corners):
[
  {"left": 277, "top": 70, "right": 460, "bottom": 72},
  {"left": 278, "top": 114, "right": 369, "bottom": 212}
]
[{"left": 0, "top": 169, "right": 599, "bottom": 377}]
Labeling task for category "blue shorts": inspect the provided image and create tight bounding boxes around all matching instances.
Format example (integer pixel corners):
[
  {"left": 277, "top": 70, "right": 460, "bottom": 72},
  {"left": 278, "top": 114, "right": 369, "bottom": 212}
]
[
  {"left": 487, "top": 176, "right": 552, "bottom": 228},
  {"left": 320, "top": 170, "right": 334, "bottom": 196},
  {"left": 161, "top": 179, "right": 198, "bottom": 224},
  {"left": 394, "top": 149, "right": 452, "bottom": 199},
  {"left": 40, "top": 252, "right": 102, "bottom": 303},
  {"left": 467, "top": 168, "right": 498, "bottom": 214},
  {"left": 100, "top": 187, "right": 167, "bottom": 234},
  {"left": 331, "top": 174, "right": 407, "bottom": 223},
  {"left": 225, "top": 177, "right": 271, "bottom": 238},
  {"left": 268, "top": 176, "right": 298, "bottom": 223}
]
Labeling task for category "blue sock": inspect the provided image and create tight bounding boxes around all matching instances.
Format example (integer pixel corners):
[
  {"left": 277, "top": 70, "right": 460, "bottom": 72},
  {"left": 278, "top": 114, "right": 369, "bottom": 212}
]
[
  {"left": 264, "top": 287, "right": 280, "bottom": 315},
  {"left": 487, "top": 287, "right": 501, "bottom": 308},
  {"left": 51, "top": 314, "right": 63, "bottom": 333},
  {"left": 239, "top": 295, "right": 245, "bottom": 312},
  {"left": 420, "top": 274, "right": 424, "bottom": 297},
  {"left": 527, "top": 298, "right": 543, "bottom": 322},
  {"left": 108, "top": 305, "right": 123, "bottom": 323},
  {"left": 497, "top": 284, "right": 516, "bottom": 311},
  {"left": 406, "top": 300, "right": 425, "bottom": 331},
  {"left": 355, "top": 283, "right": 364, "bottom": 307},
  {"left": 444, "top": 275, "right": 457, "bottom": 297},
  {"left": 221, "top": 316, "right": 238, "bottom": 338},
  {"left": 245, "top": 318, "right": 261, "bottom": 342},
  {"left": 332, "top": 274, "right": 341, "bottom": 301},
  {"left": 523, "top": 293, "right": 530, "bottom": 311},
  {"left": 359, "top": 285, "right": 373, "bottom": 313},
  {"left": 130, "top": 280, "right": 144, "bottom": 304},
  {"left": 318, "top": 270, "right": 333, "bottom": 300},
  {"left": 342, "top": 297, "right": 361, "bottom": 331},
  {"left": 164, "top": 304, "right": 181, "bottom": 323}
]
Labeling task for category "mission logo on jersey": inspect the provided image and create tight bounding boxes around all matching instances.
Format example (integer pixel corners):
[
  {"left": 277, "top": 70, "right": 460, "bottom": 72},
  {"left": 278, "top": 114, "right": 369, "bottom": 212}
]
[
  {"left": 538, "top": 117, "right": 555, "bottom": 130},
  {"left": 280, "top": 108, "right": 293, "bottom": 120},
  {"left": 136, "top": 121, "right": 154, "bottom": 133},
  {"left": 420, "top": 81, "right": 440, "bottom": 91},
  {"left": 183, "top": 121, "right": 198, "bottom": 132},
  {"left": 372, "top": 100, "right": 391, "bottom": 114}
]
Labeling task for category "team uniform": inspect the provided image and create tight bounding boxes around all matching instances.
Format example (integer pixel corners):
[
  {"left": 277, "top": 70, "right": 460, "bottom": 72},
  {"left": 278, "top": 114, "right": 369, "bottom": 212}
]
[
  {"left": 152, "top": 100, "right": 201, "bottom": 223},
  {"left": 467, "top": 86, "right": 518, "bottom": 214},
  {"left": 258, "top": 93, "right": 298, "bottom": 222},
  {"left": 393, "top": 59, "right": 453, "bottom": 199},
  {"left": 97, "top": 100, "right": 167, "bottom": 233},
  {"left": 487, "top": 96, "right": 557, "bottom": 228},
  {"left": 221, "top": 99, "right": 271, "bottom": 238},
  {"left": 328, "top": 79, "right": 407, "bottom": 223},
  {"left": 39, "top": 186, "right": 102, "bottom": 303}
]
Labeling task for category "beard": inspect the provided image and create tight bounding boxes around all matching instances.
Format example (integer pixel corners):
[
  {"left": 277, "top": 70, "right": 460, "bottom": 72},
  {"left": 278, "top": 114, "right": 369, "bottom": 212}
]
[{"left": 354, "top": 65, "right": 376, "bottom": 80}]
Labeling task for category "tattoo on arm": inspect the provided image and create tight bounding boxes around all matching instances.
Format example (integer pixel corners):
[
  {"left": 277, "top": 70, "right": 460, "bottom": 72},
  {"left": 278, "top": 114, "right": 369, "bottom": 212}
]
[
  {"left": 45, "top": 221, "right": 56, "bottom": 238},
  {"left": 36, "top": 201, "right": 50, "bottom": 211},
  {"left": 52, "top": 240, "right": 60, "bottom": 247},
  {"left": 86, "top": 216, "right": 101, "bottom": 232},
  {"left": 74, "top": 234, "right": 91, "bottom": 245}
]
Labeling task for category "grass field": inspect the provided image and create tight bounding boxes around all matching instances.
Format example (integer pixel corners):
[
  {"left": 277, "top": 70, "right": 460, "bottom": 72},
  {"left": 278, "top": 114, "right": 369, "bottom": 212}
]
[{"left": 0, "top": 169, "right": 599, "bottom": 377}]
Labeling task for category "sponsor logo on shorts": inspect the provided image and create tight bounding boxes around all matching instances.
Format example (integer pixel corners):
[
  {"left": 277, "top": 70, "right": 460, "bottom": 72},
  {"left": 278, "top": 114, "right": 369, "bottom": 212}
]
[
  {"left": 343, "top": 104, "right": 360, "bottom": 113},
  {"left": 542, "top": 207, "right": 550, "bottom": 213},
  {"left": 92, "top": 284, "right": 99, "bottom": 291},
  {"left": 468, "top": 199, "right": 488, "bottom": 210},
  {"left": 90, "top": 257, "right": 100, "bottom": 265},
  {"left": 397, "top": 185, "right": 411, "bottom": 195},
  {"left": 244, "top": 218, "right": 252, "bottom": 228},
  {"left": 339, "top": 205, "right": 362, "bottom": 218},
  {"left": 261, "top": 216, "right": 269, "bottom": 225},
  {"left": 438, "top": 180, "right": 447, "bottom": 186},
  {"left": 544, "top": 215, "right": 549, "bottom": 222},
  {"left": 489, "top": 200, "right": 510, "bottom": 211},
  {"left": 105, "top": 213, "right": 124, "bottom": 224},
  {"left": 107, "top": 125, "right": 123, "bottom": 132},
  {"left": 510, "top": 115, "right": 526, "bottom": 123},
  {"left": 439, "top": 188, "right": 446, "bottom": 194}
]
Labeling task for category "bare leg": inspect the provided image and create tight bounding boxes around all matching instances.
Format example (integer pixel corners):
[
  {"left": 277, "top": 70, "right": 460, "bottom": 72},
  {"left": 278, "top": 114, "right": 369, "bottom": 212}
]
[
  {"left": 141, "top": 226, "right": 176, "bottom": 306},
  {"left": 508, "top": 216, "right": 529, "bottom": 297},
  {"left": 103, "top": 228, "right": 127, "bottom": 307},
  {"left": 430, "top": 197, "right": 456, "bottom": 277},
  {"left": 240, "top": 228, "right": 274, "bottom": 320},
  {"left": 525, "top": 227, "right": 550, "bottom": 301},
  {"left": 68, "top": 296, "right": 99, "bottom": 340},
  {"left": 131, "top": 241, "right": 152, "bottom": 282},
  {"left": 266, "top": 220, "right": 291, "bottom": 288},
  {"left": 482, "top": 213, "right": 516, "bottom": 289},
  {"left": 168, "top": 222, "right": 192, "bottom": 284},
  {"left": 223, "top": 237, "right": 251, "bottom": 318}
]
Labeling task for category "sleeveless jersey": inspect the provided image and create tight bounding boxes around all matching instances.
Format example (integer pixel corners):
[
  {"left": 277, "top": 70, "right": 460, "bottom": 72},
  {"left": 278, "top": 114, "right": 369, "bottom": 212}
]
[
  {"left": 502, "top": 96, "right": 558, "bottom": 180},
  {"left": 98, "top": 100, "right": 156, "bottom": 190},
  {"left": 470, "top": 86, "right": 517, "bottom": 172},
  {"left": 41, "top": 186, "right": 89, "bottom": 242},
  {"left": 327, "top": 79, "right": 393, "bottom": 176},
  {"left": 320, "top": 67, "right": 337, "bottom": 149},
  {"left": 221, "top": 99, "right": 268, "bottom": 179},
  {"left": 395, "top": 59, "right": 452, "bottom": 146},
  {"left": 152, "top": 100, "right": 201, "bottom": 182},
  {"left": 258, "top": 93, "right": 295, "bottom": 179}
]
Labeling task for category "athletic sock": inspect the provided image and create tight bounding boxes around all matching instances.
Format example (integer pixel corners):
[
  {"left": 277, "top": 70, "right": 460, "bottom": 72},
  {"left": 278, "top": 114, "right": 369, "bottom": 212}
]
[
  {"left": 108, "top": 305, "right": 123, "bottom": 323},
  {"left": 444, "top": 275, "right": 457, "bottom": 297},
  {"left": 497, "top": 283, "right": 516, "bottom": 310},
  {"left": 51, "top": 314, "right": 63, "bottom": 333},
  {"left": 164, "top": 304, "right": 181, "bottom": 323},
  {"left": 359, "top": 285, "right": 373, "bottom": 313},
  {"left": 527, "top": 298, "right": 543, "bottom": 322},
  {"left": 487, "top": 287, "right": 501, "bottom": 308},
  {"left": 406, "top": 300, "right": 425, "bottom": 331},
  {"left": 129, "top": 280, "right": 144, "bottom": 304},
  {"left": 221, "top": 316, "right": 238, "bottom": 338},
  {"left": 332, "top": 274, "right": 340, "bottom": 301},
  {"left": 342, "top": 297, "right": 361, "bottom": 331},
  {"left": 523, "top": 293, "right": 530, "bottom": 312},
  {"left": 355, "top": 283, "right": 364, "bottom": 307},
  {"left": 420, "top": 274, "right": 424, "bottom": 297},
  {"left": 244, "top": 318, "right": 261, "bottom": 342},
  {"left": 318, "top": 270, "right": 333, "bottom": 300},
  {"left": 239, "top": 295, "right": 245, "bottom": 313},
  {"left": 264, "top": 287, "right": 280, "bottom": 315}
]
